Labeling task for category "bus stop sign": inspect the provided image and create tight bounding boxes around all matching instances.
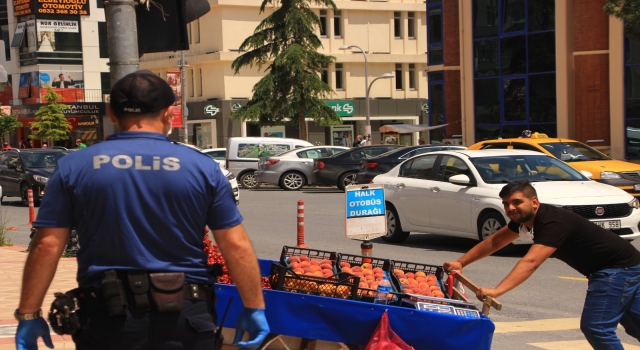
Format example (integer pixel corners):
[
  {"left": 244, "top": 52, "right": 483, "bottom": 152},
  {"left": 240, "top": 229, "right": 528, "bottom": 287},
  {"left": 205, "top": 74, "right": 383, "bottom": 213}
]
[{"left": 345, "top": 184, "right": 386, "bottom": 240}]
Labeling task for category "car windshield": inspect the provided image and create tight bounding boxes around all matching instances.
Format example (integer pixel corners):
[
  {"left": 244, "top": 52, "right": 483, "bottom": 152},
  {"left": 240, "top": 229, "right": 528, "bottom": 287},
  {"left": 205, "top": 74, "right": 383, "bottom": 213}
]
[
  {"left": 470, "top": 155, "right": 587, "bottom": 184},
  {"left": 20, "top": 152, "right": 68, "bottom": 168},
  {"left": 538, "top": 142, "right": 610, "bottom": 162}
]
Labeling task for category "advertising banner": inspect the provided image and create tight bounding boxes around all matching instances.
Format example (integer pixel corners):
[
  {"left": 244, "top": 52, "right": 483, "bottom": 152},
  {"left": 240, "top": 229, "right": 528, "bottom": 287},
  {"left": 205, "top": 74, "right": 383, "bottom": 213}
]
[
  {"left": 344, "top": 184, "right": 386, "bottom": 240},
  {"left": 34, "top": 0, "right": 89, "bottom": 16},
  {"left": 26, "top": 20, "right": 37, "bottom": 52},
  {"left": 13, "top": 0, "right": 33, "bottom": 17},
  {"left": 36, "top": 20, "right": 78, "bottom": 52},
  {"left": 166, "top": 71, "right": 182, "bottom": 128}
]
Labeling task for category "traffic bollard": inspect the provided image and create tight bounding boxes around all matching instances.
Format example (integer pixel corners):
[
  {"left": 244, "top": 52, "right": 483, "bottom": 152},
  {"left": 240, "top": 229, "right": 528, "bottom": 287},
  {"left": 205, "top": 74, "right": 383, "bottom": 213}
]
[
  {"left": 27, "top": 189, "right": 35, "bottom": 226},
  {"left": 296, "top": 200, "right": 308, "bottom": 248},
  {"left": 361, "top": 240, "right": 373, "bottom": 263}
]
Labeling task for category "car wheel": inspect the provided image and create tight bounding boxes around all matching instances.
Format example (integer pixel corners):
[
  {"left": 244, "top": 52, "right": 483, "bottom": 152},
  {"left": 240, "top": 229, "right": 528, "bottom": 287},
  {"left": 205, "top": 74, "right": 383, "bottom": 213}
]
[
  {"left": 382, "top": 205, "right": 410, "bottom": 243},
  {"left": 477, "top": 211, "right": 506, "bottom": 241},
  {"left": 338, "top": 172, "right": 357, "bottom": 191},
  {"left": 240, "top": 172, "right": 261, "bottom": 189},
  {"left": 280, "top": 172, "right": 305, "bottom": 191},
  {"left": 20, "top": 183, "right": 31, "bottom": 207}
]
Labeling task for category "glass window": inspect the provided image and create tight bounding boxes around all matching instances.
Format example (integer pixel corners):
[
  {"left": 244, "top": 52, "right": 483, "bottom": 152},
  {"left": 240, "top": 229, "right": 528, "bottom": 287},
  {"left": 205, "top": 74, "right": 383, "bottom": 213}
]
[
  {"left": 97, "top": 0, "right": 104, "bottom": 8},
  {"left": 429, "top": 47, "right": 443, "bottom": 65},
  {"left": 626, "top": 121, "right": 640, "bottom": 158},
  {"left": 626, "top": 38, "right": 640, "bottom": 65},
  {"left": 320, "top": 10, "right": 327, "bottom": 37},
  {"left": 98, "top": 22, "right": 108, "bottom": 58},
  {"left": 321, "top": 69, "right": 328, "bottom": 84},
  {"left": 413, "top": 147, "right": 442, "bottom": 156},
  {"left": 205, "top": 150, "right": 226, "bottom": 160},
  {"left": 395, "top": 64, "right": 403, "bottom": 90},
  {"left": 408, "top": 12, "right": 415, "bottom": 39},
  {"left": 430, "top": 83, "right": 445, "bottom": 143},
  {"left": 428, "top": 72, "right": 444, "bottom": 81},
  {"left": 474, "top": 39, "right": 499, "bottom": 77},
  {"left": 1, "top": 24, "right": 8, "bottom": 61},
  {"left": 529, "top": 73, "right": 556, "bottom": 122},
  {"left": 501, "top": 36, "right": 526, "bottom": 75},
  {"left": 473, "top": 0, "right": 499, "bottom": 38},
  {"left": 539, "top": 142, "right": 610, "bottom": 161},
  {"left": 437, "top": 156, "right": 471, "bottom": 182},
  {"left": 528, "top": 32, "right": 555, "bottom": 73},
  {"left": 528, "top": 0, "right": 555, "bottom": 32},
  {"left": 298, "top": 148, "right": 328, "bottom": 159},
  {"left": 480, "top": 143, "right": 510, "bottom": 150},
  {"left": 335, "top": 63, "right": 343, "bottom": 90},
  {"left": 399, "top": 155, "right": 438, "bottom": 179},
  {"left": 503, "top": 78, "right": 526, "bottom": 121},
  {"left": 329, "top": 147, "right": 346, "bottom": 155},
  {"left": 626, "top": 65, "right": 640, "bottom": 117},
  {"left": 510, "top": 143, "right": 543, "bottom": 152},
  {"left": 428, "top": 7, "right": 442, "bottom": 43},
  {"left": 351, "top": 150, "right": 366, "bottom": 160},
  {"left": 237, "top": 143, "right": 260, "bottom": 158},
  {"left": 503, "top": 0, "right": 525, "bottom": 33},
  {"left": 101, "top": 72, "right": 111, "bottom": 92},
  {"left": 409, "top": 64, "right": 416, "bottom": 90},
  {"left": 394, "top": 12, "right": 402, "bottom": 38},
  {"left": 475, "top": 78, "right": 500, "bottom": 124},
  {"left": 333, "top": 10, "right": 342, "bottom": 38}
]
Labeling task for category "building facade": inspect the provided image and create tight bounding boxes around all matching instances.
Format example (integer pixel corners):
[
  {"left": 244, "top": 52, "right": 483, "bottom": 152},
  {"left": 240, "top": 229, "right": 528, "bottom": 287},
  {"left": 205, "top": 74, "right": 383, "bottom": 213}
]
[
  {"left": 429, "top": 0, "right": 636, "bottom": 159},
  {"left": 1, "top": 0, "right": 110, "bottom": 148},
  {"left": 139, "top": 0, "right": 430, "bottom": 149}
]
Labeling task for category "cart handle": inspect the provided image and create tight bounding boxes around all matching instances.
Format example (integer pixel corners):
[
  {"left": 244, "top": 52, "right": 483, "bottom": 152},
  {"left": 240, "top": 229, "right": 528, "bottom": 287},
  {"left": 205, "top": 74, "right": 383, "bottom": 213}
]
[{"left": 448, "top": 272, "right": 503, "bottom": 315}]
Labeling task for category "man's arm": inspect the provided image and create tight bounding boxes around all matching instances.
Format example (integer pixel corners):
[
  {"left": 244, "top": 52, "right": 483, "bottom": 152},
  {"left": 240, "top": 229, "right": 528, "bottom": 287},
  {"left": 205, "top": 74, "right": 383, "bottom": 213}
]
[
  {"left": 211, "top": 224, "right": 264, "bottom": 309},
  {"left": 476, "top": 243, "right": 556, "bottom": 300},
  {"left": 19, "top": 227, "right": 71, "bottom": 313},
  {"left": 443, "top": 225, "right": 518, "bottom": 272}
]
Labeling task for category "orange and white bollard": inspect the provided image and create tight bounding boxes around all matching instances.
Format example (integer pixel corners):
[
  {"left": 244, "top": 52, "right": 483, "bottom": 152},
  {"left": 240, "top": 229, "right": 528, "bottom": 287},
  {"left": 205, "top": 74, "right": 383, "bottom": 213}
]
[
  {"left": 296, "top": 200, "right": 308, "bottom": 248},
  {"left": 27, "top": 189, "right": 35, "bottom": 226},
  {"left": 361, "top": 241, "right": 373, "bottom": 263}
]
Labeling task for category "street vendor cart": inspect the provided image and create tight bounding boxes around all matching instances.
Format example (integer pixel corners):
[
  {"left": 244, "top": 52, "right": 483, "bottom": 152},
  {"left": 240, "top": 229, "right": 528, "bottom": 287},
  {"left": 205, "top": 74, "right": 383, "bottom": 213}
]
[{"left": 213, "top": 257, "right": 496, "bottom": 350}]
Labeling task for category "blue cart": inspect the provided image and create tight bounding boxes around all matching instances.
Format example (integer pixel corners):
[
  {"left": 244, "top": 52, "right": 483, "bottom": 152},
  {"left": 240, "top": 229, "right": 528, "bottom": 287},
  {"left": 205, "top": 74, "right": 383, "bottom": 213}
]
[{"left": 214, "top": 259, "right": 495, "bottom": 350}]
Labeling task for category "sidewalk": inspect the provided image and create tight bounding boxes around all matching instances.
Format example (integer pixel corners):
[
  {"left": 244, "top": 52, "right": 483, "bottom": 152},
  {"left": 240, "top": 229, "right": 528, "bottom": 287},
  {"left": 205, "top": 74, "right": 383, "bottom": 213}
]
[{"left": 0, "top": 245, "right": 77, "bottom": 349}]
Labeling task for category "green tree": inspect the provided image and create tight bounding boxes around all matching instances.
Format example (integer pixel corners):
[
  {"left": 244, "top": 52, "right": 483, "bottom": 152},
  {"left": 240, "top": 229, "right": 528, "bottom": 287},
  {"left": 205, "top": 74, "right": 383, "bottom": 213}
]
[
  {"left": 30, "top": 88, "right": 72, "bottom": 144},
  {"left": 605, "top": 0, "right": 640, "bottom": 40},
  {"left": 0, "top": 109, "right": 23, "bottom": 143},
  {"left": 231, "top": 0, "right": 342, "bottom": 140}
]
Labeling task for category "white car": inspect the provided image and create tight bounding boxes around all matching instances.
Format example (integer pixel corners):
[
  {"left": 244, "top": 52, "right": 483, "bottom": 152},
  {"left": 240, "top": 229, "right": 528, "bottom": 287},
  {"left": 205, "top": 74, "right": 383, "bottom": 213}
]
[
  {"left": 202, "top": 148, "right": 227, "bottom": 169},
  {"left": 372, "top": 149, "right": 640, "bottom": 244}
]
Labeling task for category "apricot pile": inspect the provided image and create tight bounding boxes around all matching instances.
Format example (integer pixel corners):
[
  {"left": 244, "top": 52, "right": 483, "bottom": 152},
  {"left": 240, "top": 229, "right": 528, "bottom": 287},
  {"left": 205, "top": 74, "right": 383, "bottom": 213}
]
[
  {"left": 394, "top": 269, "right": 445, "bottom": 298},
  {"left": 286, "top": 255, "right": 336, "bottom": 278},
  {"left": 338, "top": 261, "right": 392, "bottom": 298}
]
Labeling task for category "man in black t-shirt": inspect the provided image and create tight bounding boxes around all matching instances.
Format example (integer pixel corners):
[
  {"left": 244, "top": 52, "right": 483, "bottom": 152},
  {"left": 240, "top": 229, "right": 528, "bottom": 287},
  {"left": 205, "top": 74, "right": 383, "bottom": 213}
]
[{"left": 444, "top": 180, "right": 640, "bottom": 349}]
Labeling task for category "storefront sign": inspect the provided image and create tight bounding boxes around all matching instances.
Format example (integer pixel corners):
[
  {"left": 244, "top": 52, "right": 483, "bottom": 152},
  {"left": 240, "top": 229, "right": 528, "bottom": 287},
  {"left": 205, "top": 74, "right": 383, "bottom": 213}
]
[
  {"left": 35, "top": 0, "right": 89, "bottom": 15},
  {"left": 326, "top": 101, "right": 355, "bottom": 117},
  {"left": 344, "top": 184, "right": 386, "bottom": 240},
  {"left": 204, "top": 104, "right": 219, "bottom": 117},
  {"left": 166, "top": 71, "right": 182, "bottom": 128},
  {"left": 11, "top": 103, "right": 105, "bottom": 117},
  {"left": 13, "top": 0, "right": 33, "bottom": 16},
  {"left": 1, "top": 106, "right": 11, "bottom": 115},
  {"left": 422, "top": 103, "right": 429, "bottom": 113},
  {"left": 231, "top": 103, "right": 242, "bottom": 112},
  {"left": 36, "top": 20, "right": 79, "bottom": 33}
]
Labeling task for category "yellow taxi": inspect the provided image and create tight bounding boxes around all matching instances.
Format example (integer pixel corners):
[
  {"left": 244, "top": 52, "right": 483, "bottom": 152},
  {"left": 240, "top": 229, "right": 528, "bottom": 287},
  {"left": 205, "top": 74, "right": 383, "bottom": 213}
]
[{"left": 467, "top": 133, "right": 640, "bottom": 197}]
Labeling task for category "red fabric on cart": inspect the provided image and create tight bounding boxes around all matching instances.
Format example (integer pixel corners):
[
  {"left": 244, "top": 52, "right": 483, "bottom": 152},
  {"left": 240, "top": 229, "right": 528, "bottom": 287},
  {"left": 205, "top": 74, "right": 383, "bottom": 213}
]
[{"left": 365, "top": 310, "right": 415, "bottom": 350}]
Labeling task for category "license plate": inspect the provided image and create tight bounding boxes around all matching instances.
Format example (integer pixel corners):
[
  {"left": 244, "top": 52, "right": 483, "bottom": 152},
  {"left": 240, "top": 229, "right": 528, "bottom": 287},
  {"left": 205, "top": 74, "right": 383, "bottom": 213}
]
[
  {"left": 593, "top": 220, "right": 621, "bottom": 229},
  {"left": 635, "top": 184, "right": 640, "bottom": 191}
]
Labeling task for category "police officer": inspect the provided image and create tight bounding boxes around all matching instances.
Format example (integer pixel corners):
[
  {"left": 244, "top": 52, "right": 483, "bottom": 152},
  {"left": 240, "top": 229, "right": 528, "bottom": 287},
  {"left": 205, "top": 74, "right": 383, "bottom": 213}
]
[{"left": 15, "top": 70, "right": 270, "bottom": 350}]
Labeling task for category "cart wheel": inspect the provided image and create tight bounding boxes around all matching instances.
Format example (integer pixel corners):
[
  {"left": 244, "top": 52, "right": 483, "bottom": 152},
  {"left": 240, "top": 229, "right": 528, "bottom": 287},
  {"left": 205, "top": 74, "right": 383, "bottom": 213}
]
[{"left": 257, "top": 334, "right": 293, "bottom": 350}]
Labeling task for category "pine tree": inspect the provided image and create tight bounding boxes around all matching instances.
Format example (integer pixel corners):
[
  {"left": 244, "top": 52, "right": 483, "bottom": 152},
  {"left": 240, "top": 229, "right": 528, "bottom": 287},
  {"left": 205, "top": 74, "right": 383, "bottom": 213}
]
[
  {"left": 231, "top": 0, "right": 342, "bottom": 140},
  {"left": 30, "top": 88, "right": 72, "bottom": 144},
  {"left": 0, "top": 108, "right": 24, "bottom": 143},
  {"left": 605, "top": 0, "right": 640, "bottom": 40}
]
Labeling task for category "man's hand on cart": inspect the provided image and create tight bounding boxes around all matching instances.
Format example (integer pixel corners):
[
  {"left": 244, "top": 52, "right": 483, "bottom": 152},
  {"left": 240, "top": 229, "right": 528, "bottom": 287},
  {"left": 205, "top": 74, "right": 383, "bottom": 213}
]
[
  {"left": 443, "top": 260, "right": 463, "bottom": 273},
  {"left": 233, "top": 308, "right": 270, "bottom": 349},
  {"left": 475, "top": 287, "right": 501, "bottom": 302}
]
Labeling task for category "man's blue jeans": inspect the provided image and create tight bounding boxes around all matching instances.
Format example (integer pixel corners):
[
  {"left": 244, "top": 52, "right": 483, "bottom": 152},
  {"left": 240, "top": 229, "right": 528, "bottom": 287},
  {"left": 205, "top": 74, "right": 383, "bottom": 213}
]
[{"left": 581, "top": 264, "right": 640, "bottom": 349}]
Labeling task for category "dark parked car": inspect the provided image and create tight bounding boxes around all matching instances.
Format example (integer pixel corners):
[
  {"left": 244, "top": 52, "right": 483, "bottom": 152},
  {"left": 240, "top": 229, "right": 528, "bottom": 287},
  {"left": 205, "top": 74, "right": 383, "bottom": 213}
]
[
  {"left": 0, "top": 149, "right": 69, "bottom": 206},
  {"left": 312, "top": 145, "right": 403, "bottom": 190},
  {"left": 356, "top": 145, "right": 467, "bottom": 184}
]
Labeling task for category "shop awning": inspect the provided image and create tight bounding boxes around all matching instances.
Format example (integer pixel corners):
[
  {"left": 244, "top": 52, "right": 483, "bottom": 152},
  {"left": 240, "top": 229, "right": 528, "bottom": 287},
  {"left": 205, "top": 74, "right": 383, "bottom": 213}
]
[{"left": 379, "top": 123, "right": 448, "bottom": 134}]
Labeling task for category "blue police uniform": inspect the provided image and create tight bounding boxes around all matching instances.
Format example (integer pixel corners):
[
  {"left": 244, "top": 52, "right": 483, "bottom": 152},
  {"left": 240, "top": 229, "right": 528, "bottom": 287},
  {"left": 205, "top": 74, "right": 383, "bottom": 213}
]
[{"left": 34, "top": 131, "right": 242, "bottom": 349}]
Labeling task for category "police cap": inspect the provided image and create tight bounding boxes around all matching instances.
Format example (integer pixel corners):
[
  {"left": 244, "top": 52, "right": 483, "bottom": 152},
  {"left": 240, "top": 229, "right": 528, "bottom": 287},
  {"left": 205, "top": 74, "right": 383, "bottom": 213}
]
[{"left": 110, "top": 70, "right": 178, "bottom": 115}]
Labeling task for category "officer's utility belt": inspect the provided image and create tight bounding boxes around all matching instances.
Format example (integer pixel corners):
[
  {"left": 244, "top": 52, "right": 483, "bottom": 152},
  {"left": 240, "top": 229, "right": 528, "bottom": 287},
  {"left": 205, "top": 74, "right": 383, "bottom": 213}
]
[{"left": 101, "top": 270, "right": 214, "bottom": 316}]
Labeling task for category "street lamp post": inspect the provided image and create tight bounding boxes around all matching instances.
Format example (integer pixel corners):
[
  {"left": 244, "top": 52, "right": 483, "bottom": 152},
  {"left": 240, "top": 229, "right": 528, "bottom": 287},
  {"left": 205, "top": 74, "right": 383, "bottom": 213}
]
[{"left": 339, "top": 45, "right": 393, "bottom": 145}]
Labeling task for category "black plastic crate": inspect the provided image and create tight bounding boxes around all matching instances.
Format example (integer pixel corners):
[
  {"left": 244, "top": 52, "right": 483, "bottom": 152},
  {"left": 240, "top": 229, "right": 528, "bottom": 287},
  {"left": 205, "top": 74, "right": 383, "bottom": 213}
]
[
  {"left": 336, "top": 253, "right": 400, "bottom": 304},
  {"left": 280, "top": 246, "right": 338, "bottom": 266},
  {"left": 389, "top": 260, "right": 447, "bottom": 298},
  {"left": 269, "top": 263, "right": 360, "bottom": 300}
]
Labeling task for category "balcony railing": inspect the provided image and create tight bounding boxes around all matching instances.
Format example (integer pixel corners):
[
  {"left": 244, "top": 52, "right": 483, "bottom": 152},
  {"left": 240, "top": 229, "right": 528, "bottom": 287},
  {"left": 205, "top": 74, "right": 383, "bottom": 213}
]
[{"left": 39, "top": 88, "right": 111, "bottom": 103}]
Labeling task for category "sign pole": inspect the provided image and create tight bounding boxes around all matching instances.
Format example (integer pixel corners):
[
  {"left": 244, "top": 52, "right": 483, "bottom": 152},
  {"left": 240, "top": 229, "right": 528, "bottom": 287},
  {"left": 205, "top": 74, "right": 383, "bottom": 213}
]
[
  {"left": 180, "top": 51, "right": 188, "bottom": 144},
  {"left": 345, "top": 184, "right": 386, "bottom": 260},
  {"left": 105, "top": 0, "right": 139, "bottom": 84}
]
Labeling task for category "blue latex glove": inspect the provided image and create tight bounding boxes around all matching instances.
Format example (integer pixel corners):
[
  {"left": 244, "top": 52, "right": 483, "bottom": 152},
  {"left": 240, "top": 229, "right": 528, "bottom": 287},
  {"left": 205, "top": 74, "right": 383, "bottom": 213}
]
[
  {"left": 233, "top": 308, "right": 270, "bottom": 349},
  {"left": 15, "top": 318, "right": 54, "bottom": 350}
]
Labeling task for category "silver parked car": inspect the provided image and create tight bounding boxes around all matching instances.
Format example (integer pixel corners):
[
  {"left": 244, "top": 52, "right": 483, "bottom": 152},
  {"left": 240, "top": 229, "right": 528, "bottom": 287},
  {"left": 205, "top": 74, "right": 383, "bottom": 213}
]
[{"left": 255, "top": 146, "right": 349, "bottom": 190}]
